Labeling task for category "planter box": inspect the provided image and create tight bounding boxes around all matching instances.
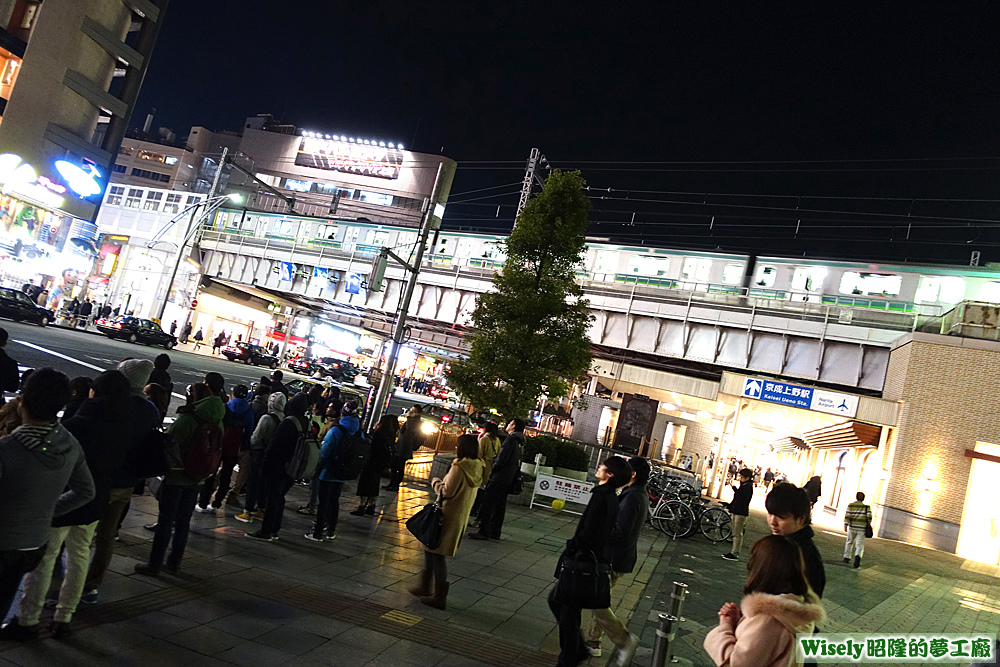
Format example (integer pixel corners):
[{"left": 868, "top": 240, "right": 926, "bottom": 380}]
[
  {"left": 522, "top": 462, "right": 553, "bottom": 476},
  {"left": 553, "top": 467, "right": 588, "bottom": 481}
]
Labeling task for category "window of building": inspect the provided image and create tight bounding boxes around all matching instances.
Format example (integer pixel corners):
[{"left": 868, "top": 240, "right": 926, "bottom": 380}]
[
  {"left": 722, "top": 263, "right": 744, "bottom": 285},
  {"left": 164, "top": 156, "right": 178, "bottom": 165},
  {"left": 285, "top": 178, "right": 313, "bottom": 192},
  {"left": 118, "top": 146, "right": 133, "bottom": 156},
  {"left": 186, "top": 195, "right": 202, "bottom": 207},
  {"left": 754, "top": 265, "right": 778, "bottom": 288},
  {"left": 791, "top": 266, "right": 828, "bottom": 293},
  {"left": 838, "top": 272, "right": 902, "bottom": 297},
  {"left": 107, "top": 185, "right": 125, "bottom": 206},
  {"left": 359, "top": 191, "right": 393, "bottom": 206},
  {"left": 682, "top": 257, "right": 712, "bottom": 283},
  {"left": 124, "top": 188, "right": 143, "bottom": 209},
  {"left": 163, "top": 193, "right": 183, "bottom": 214},
  {"left": 112, "top": 164, "right": 126, "bottom": 173},
  {"left": 130, "top": 167, "right": 170, "bottom": 183},
  {"left": 143, "top": 191, "right": 163, "bottom": 211},
  {"left": 138, "top": 149, "right": 168, "bottom": 163},
  {"left": 626, "top": 255, "right": 670, "bottom": 277}
]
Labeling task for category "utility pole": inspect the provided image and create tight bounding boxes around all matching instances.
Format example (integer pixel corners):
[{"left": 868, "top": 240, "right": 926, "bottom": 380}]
[
  {"left": 366, "top": 162, "right": 450, "bottom": 429},
  {"left": 515, "top": 147, "right": 550, "bottom": 221}
]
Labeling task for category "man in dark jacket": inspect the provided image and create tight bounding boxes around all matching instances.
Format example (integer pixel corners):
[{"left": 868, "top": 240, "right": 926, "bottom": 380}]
[
  {"left": 3, "top": 371, "right": 132, "bottom": 639},
  {"left": 722, "top": 467, "right": 754, "bottom": 561},
  {"left": 0, "top": 368, "right": 94, "bottom": 624},
  {"left": 247, "top": 393, "right": 311, "bottom": 541},
  {"left": 469, "top": 418, "right": 526, "bottom": 541},
  {"left": 765, "top": 482, "right": 826, "bottom": 598},
  {"left": 584, "top": 457, "right": 650, "bottom": 662},
  {"left": 384, "top": 405, "right": 425, "bottom": 492},
  {"left": 308, "top": 399, "right": 361, "bottom": 541},
  {"left": 196, "top": 384, "right": 254, "bottom": 511},
  {"left": 0, "top": 328, "right": 19, "bottom": 396},
  {"left": 148, "top": 353, "right": 173, "bottom": 396},
  {"left": 549, "top": 456, "right": 632, "bottom": 667}
]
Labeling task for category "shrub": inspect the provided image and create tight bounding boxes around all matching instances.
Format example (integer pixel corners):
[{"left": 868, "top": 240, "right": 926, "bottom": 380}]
[
  {"left": 523, "top": 434, "right": 561, "bottom": 465},
  {"left": 555, "top": 441, "right": 590, "bottom": 472}
]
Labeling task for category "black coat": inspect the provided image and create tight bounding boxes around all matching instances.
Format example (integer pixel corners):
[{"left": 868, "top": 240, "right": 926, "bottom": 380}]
[
  {"left": 394, "top": 416, "right": 425, "bottom": 460},
  {"left": 263, "top": 414, "right": 308, "bottom": 477},
  {"left": 0, "top": 348, "right": 18, "bottom": 393},
  {"left": 559, "top": 482, "right": 619, "bottom": 570},
  {"left": 788, "top": 525, "right": 826, "bottom": 598},
  {"left": 610, "top": 484, "right": 649, "bottom": 573},
  {"left": 356, "top": 428, "right": 394, "bottom": 497},
  {"left": 488, "top": 432, "right": 524, "bottom": 485},
  {"left": 729, "top": 480, "right": 753, "bottom": 516}
]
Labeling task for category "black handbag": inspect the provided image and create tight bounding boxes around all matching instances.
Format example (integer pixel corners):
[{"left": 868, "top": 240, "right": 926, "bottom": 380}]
[
  {"left": 406, "top": 498, "right": 444, "bottom": 549},
  {"left": 864, "top": 520, "right": 874, "bottom": 538},
  {"left": 508, "top": 471, "right": 524, "bottom": 495},
  {"left": 552, "top": 549, "right": 612, "bottom": 609}
]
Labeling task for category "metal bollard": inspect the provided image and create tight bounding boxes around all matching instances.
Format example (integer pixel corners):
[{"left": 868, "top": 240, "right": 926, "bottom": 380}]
[
  {"left": 650, "top": 613, "right": 678, "bottom": 667},
  {"left": 669, "top": 581, "right": 688, "bottom": 621}
]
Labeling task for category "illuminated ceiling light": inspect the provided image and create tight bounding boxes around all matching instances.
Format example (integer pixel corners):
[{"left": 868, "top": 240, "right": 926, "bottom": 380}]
[
  {"left": 378, "top": 141, "right": 385, "bottom": 147},
  {"left": 363, "top": 139, "right": 370, "bottom": 145},
  {"left": 339, "top": 135, "right": 346, "bottom": 141},
  {"left": 348, "top": 137, "right": 354, "bottom": 142},
  {"left": 388, "top": 142, "right": 395, "bottom": 148},
  {"left": 398, "top": 144, "right": 404, "bottom": 150},
  {"left": 325, "top": 134, "right": 331, "bottom": 139}
]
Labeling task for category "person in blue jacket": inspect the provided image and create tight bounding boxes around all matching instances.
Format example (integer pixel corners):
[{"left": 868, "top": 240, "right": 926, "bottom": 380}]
[{"left": 307, "top": 399, "right": 361, "bottom": 542}]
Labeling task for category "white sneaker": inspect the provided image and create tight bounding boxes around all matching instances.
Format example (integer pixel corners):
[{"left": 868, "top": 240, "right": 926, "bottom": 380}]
[
  {"left": 585, "top": 642, "right": 602, "bottom": 657},
  {"left": 611, "top": 634, "right": 640, "bottom": 667},
  {"left": 194, "top": 505, "right": 214, "bottom": 513}
]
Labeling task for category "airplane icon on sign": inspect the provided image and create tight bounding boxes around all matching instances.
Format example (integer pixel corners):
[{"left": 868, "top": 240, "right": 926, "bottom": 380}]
[
  {"left": 838, "top": 399, "right": 849, "bottom": 411},
  {"left": 744, "top": 379, "right": 762, "bottom": 398}
]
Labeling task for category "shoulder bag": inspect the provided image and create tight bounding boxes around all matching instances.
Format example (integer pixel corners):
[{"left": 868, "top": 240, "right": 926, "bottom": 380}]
[
  {"left": 406, "top": 493, "right": 444, "bottom": 549},
  {"left": 552, "top": 549, "right": 612, "bottom": 609}
]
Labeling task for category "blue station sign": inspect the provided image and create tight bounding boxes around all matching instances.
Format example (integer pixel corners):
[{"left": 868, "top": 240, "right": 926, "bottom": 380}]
[{"left": 740, "top": 376, "right": 859, "bottom": 418}]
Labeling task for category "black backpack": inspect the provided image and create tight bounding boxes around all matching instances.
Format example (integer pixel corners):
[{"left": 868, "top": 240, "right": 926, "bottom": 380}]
[{"left": 328, "top": 425, "right": 370, "bottom": 481}]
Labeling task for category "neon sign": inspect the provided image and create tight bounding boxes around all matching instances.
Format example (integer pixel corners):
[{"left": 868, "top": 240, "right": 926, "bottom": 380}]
[
  {"left": 54, "top": 160, "right": 102, "bottom": 198},
  {"left": 0, "top": 153, "right": 65, "bottom": 209}
]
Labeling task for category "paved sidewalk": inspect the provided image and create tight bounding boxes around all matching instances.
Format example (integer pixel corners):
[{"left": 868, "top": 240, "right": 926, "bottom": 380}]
[{"left": 1, "top": 481, "right": 998, "bottom": 667}]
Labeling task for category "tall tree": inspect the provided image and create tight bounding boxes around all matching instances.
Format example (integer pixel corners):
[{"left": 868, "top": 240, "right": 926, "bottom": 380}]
[{"left": 449, "top": 170, "right": 593, "bottom": 419}]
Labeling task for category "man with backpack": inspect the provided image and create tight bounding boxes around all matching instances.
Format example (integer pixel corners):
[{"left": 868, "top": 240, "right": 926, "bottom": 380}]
[
  {"left": 247, "top": 393, "right": 312, "bottom": 541},
  {"left": 235, "top": 391, "right": 286, "bottom": 523},
  {"left": 307, "top": 400, "right": 363, "bottom": 542},
  {"left": 196, "top": 384, "right": 254, "bottom": 512},
  {"left": 134, "top": 383, "right": 224, "bottom": 575}
]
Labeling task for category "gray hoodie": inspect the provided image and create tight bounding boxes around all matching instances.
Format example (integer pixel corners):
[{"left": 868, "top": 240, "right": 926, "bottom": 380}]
[
  {"left": 0, "top": 422, "right": 95, "bottom": 550},
  {"left": 250, "top": 392, "right": 286, "bottom": 451}
]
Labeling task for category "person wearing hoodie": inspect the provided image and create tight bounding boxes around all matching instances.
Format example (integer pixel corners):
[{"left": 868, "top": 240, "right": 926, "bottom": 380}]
[
  {"left": 134, "top": 382, "right": 225, "bottom": 575},
  {"left": 79, "top": 359, "right": 160, "bottom": 604},
  {"left": 3, "top": 370, "right": 132, "bottom": 640},
  {"left": 196, "top": 384, "right": 254, "bottom": 512},
  {"left": 235, "top": 391, "right": 286, "bottom": 523},
  {"left": 704, "top": 535, "right": 826, "bottom": 666},
  {"left": 469, "top": 418, "right": 525, "bottom": 542},
  {"left": 247, "top": 393, "right": 311, "bottom": 541},
  {"left": 407, "top": 434, "right": 484, "bottom": 610},
  {"left": 307, "top": 399, "right": 361, "bottom": 541},
  {"left": 0, "top": 368, "right": 94, "bottom": 622}
]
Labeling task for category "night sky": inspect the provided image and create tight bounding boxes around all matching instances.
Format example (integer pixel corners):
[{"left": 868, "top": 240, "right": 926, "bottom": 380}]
[{"left": 137, "top": 2, "right": 1000, "bottom": 265}]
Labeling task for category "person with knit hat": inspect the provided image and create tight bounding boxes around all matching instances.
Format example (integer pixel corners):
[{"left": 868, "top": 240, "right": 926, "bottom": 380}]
[
  {"left": 117, "top": 359, "right": 154, "bottom": 395},
  {"left": 235, "top": 391, "right": 286, "bottom": 523},
  {"left": 307, "top": 399, "right": 361, "bottom": 542}
]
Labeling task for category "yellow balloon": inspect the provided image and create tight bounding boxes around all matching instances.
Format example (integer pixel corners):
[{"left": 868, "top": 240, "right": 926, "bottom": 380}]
[{"left": 552, "top": 499, "right": 566, "bottom": 510}]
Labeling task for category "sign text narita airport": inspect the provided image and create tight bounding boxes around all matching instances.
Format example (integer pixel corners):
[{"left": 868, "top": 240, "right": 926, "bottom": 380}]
[{"left": 741, "top": 377, "right": 859, "bottom": 418}]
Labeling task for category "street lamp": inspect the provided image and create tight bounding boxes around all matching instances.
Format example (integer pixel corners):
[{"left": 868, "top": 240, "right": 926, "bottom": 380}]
[{"left": 150, "top": 191, "right": 242, "bottom": 322}]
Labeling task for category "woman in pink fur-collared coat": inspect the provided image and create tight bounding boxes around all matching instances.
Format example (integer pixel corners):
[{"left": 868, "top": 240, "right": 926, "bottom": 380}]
[{"left": 704, "top": 535, "right": 827, "bottom": 667}]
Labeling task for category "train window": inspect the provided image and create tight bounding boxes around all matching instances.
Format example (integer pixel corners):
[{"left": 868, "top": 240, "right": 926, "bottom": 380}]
[
  {"left": 791, "top": 267, "right": 827, "bottom": 292},
  {"left": 436, "top": 238, "right": 450, "bottom": 255},
  {"left": 682, "top": 257, "right": 712, "bottom": 282},
  {"left": 482, "top": 240, "right": 505, "bottom": 260},
  {"left": 366, "top": 230, "right": 389, "bottom": 246},
  {"left": 626, "top": 255, "right": 669, "bottom": 277},
  {"left": 594, "top": 250, "right": 619, "bottom": 274},
  {"left": 839, "top": 272, "right": 902, "bottom": 297},
  {"left": 722, "top": 263, "right": 743, "bottom": 285},
  {"left": 981, "top": 282, "right": 1000, "bottom": 304},
  {"left": 916, "top": 276, "right": 965, "bottom": 304},
  {"left": 316, "top": 224, "right": 338, "bottom": 239},
  {"left": 754, "top": 265, "right": 777, "bottom": 288}
]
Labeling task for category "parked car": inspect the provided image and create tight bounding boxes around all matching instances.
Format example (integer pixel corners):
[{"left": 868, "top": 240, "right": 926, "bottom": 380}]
[
  {"left": 0, "top": 287, "right": 53, "bottom": 326},
  {"left": 312, "top": 356, "right": 359, "bottom": 383},
  {"left": 286, "top": 356, "right": 312, "bottom": 374},
  {"left": 221, "top": 342, "right": 279, "bottom": 368},
  {"left": 399, "top": 404, "right": 472, "bottom": 435},
  {"left": 96, "top": 316, "right": 176, "bottom": 348},
  {"left": 278, "top": 376, "right": 369, "bottom": 416}
]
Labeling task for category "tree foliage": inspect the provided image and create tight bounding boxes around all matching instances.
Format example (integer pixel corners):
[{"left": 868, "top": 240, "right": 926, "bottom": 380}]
[{"left": 448, "top": 170, "right": 593, "bottom": 419}]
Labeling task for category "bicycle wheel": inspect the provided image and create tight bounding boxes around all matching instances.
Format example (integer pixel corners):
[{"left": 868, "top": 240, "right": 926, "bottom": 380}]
[
  {"left": 699, "top": 507, "right": 733, "bottom": 542},
  {"left": 653, "top": 500, "right": 695, "bottom": 539}
]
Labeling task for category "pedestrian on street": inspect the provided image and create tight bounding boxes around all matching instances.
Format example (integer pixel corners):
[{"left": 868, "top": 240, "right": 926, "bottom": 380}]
[
  {"left": 0, "top": 328, "right": 20, "bottom": 400},
  {"left": 143, "top": 383, "right": 169, "bottom": 424},
  {"left": 0, "top": 369, "right": 94, "bottom": 622},
  {"left": 763, "top": 467, "right": 774, "bottom": 491},
  {"left": 307, "top": 399, "right": 362, "bottom": 542},
  {"left": 212, "top": 331, "right": 226, "bottom": 355},
  {"left": 5, "top": 371, "right": 133, "bottom": 639},
  {"left": 470, "top": 421, "right": 502, "bottom": 520},
  {"left": 169, "top": 321, "right": 177, "bottom": 336},
  {"left": 804, "top": 475, "right": 822, "bottom": 508},
  {"left": 407, "top": 434, "right": 484, "bottom": 610},
  {"left": 78, "top": 299, "right": 93, "bottom": 327},
  {"left": 765, "top": 483, "right": 826, "bottom": 598},
  {"left": 61, "top": 376, "right": 93, "bottom": 422},
  {"left": 722, "top": 468, "right": 754, "bottom": 561},
  {"left": 196, "top": 384, "right": 253, "bottom": 512},
  {"left": 469, "top": 418, "right": 525, "bottom": 541},
  {"left": 112, "top": 305, "right": 120, "bottom": 317},
  {"left": 352, "top": 414, "right": 398, "bottom": 516},
  {"left": 36, "top": 290, "right": 48, "bottom": 308},
  {"left": 269, "top": 369, "right": 287, "bottom": 396},
  {"left": 703, "top": 535, "right": 826, "bottom": 667},
  {"left": 148, "top": 353, "right": 173, "bottom": 395},
  {"left": 235, "top": 391, "right": 285, "bottom": 523},
  {"left": 247, "top": 393, "right": 311, "bottom": 541},
  {"left": 298, "top": 388, "right": 342, "bottom": 515},
  {"left": 100, "top": 303, "right": 111, "bottom": 319},
  {"left": 134, "top": 382, "right": 225, "bottom": 575},
  {"left": 584, "top": 457, "right": 649, "bottom": 663},
  {"left": 384, "top": 405, "right": 425, "bottom": 492},
  {"left": 192, "top": 328, "right": 204, "bottom": 350},
  {"left": 180, "top": 322, "right": 192, "bottom": 344},
  {"left": 843, "top": 491, "right": 873, "bottom": 568},
  {"left": 548, "top": 456, "right": 631, "bottom": 667}
]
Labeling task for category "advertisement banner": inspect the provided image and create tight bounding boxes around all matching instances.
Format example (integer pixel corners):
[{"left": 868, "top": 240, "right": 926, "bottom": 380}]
[
  {"left": 295, "top": 137, "right": 403, "bottom": 180},
  {"left": 533, "top": 474, "right": 594, "bottom": 505},
  {"left": 613, "top": 393, "right": 658, "bottom": 453}
]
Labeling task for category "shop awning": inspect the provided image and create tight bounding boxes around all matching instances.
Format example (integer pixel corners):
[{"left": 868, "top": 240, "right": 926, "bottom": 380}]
[
  {"left": 769, "top": 436, "right": 808, "bottom": 452},
  {"left": 802, "top": 421, "right": 881, "bottom": 450}
]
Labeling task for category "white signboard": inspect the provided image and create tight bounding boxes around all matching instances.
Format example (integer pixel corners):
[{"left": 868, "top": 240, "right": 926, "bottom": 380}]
[
  {"left": 534, "top": 474, "right": 594, "bottom": 505},
  {"left": 810, "top": 388, "right": 859, "bottom": 418}
]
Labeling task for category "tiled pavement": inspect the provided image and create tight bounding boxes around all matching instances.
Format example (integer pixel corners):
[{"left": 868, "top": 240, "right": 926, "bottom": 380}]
[{"left": 1, "top": 482, "right": 999, "bottom": 667}]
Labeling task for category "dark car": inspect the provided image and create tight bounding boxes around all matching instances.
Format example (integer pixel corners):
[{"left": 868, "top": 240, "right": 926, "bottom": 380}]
[
  {"left": 286, "top": 356, "right": 312, "bottom": 374},
  {"left": 278, "top": 377, "right": 369, "bottom": 417},
  {"left": 0, "top": 287, "right": 53, "bottom": 326},
  {"left": 313, "top": 356, "right": 359, "bottom": 383},
  {"left": 222, "top": 342, "right": 279, "bottom": 368},
  {"left": 96, "top": 316, "right": 176, "bottom": 348}
]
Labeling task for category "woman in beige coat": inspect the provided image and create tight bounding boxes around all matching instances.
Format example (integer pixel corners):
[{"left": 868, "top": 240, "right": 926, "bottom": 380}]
[
  {"left": 408, "top": 434, "right": 484, "bottom": 610},
  {"left": 704, "top": 535, "right": 826, "bottom": 667}
]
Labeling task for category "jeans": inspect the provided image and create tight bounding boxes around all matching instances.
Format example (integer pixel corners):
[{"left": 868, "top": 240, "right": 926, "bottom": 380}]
[
  {"left": 548, "top": 587, "right": 587, "bottom": 667},
  {"left": 476, "top": 479, "right": 509, "bottom": 539},
  {"left": 731, "top": 514, "right": 748, "bottom": 556},
  {"left": 20, "top": 522, "right": 98, "bottom": 625},
  {"left": 232, "top": 450, "right": 251, "bottom": 496},
  {"left": 0, "top": 548, "right": 44, "bottom": 622},
  {"left": 85, "top": 486, "right": 134, "bottom": 591},
  {"left": 844, "top": 526, "right": 866, "bottom": 560},
  {"left": 243, "top": 450, "right": 266, "bottom": 512},
  {"left": 149, "top": 484, "right": 200, "bottom": 569},
  {"left": 313, "top": 480, "right": 344, "bottom": 538},
  {"left": 261, "top": 474, "right": 294, "bottom": 536},
  {"left": 305, "top": 476, "right": 320, "bottom": 509},
  {"left": 584, "top": 571, "right": 628, "bottom": 647},
  {"left": 388, "top": 456, "right": 407, "bottom": 489},
  {"left": 200, "top": 455, "right": 238, "bottom": 508}
]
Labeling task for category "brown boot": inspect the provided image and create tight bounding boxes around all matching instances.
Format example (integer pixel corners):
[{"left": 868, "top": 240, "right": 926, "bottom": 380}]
[
  {"left": 408, "top": 570, "right": 433, "bottom": 597},
  {"left": 420, "top": 581, "right": 449, "bottom": 610}
]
